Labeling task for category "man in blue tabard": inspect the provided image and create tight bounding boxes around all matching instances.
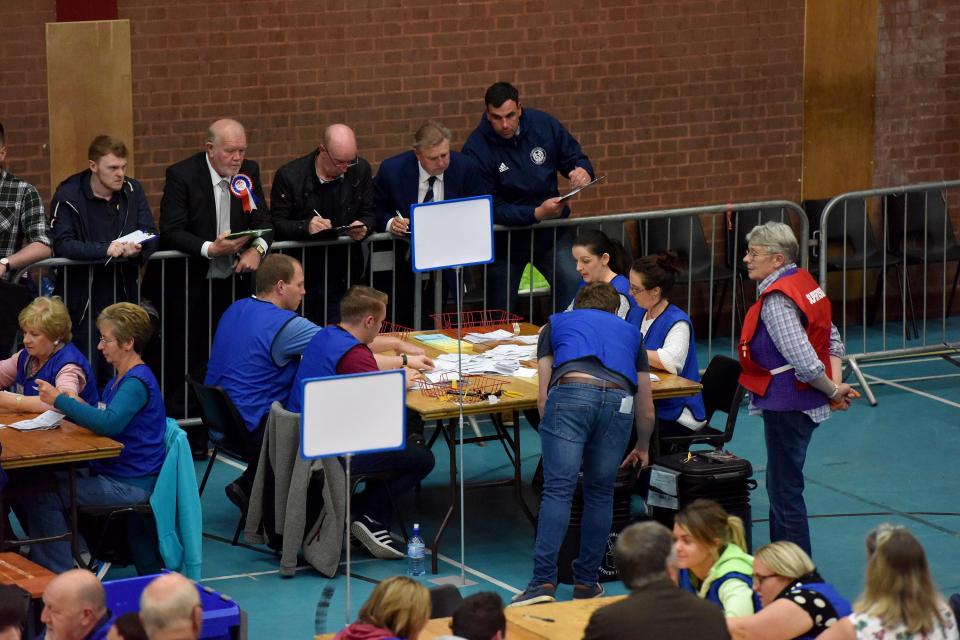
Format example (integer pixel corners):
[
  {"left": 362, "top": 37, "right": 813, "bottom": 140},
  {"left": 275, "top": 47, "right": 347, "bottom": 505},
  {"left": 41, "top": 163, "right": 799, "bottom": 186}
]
[
  {"left": 510, "top": 282, "right": 655, "bottom": 607},
  {"left": 462, "top": 82, "right": 594, "bottom": 316},
  {"left": 286, "top": 285, "right": 435, "bottom": 560},
  {"left": 373, "top": 121, "right": 483, "bottom": 327},
  {"left": 205, "top": 254, "right": 318, "bottom": 512}
]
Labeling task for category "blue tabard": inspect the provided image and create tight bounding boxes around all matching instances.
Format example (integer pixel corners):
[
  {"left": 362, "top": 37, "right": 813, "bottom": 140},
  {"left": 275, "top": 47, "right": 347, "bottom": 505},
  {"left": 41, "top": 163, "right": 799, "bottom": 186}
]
[
  {"left": 549, "top": 309, "right": 641, "bottom": 387},
  {"left": 286, "top": 325, "right": 361, "bottom": 413},
  {"left": 91, "top": 364, "right": 166, "bottom": 478},
  {"left": 205, "top": 297, "right": 299, "bottom": 432},
  {"left": 16, "top": 342, "right": 99, "bottom": 405},
  {"left": 638, "top": 303, "right": 707, "bottom": 422}
]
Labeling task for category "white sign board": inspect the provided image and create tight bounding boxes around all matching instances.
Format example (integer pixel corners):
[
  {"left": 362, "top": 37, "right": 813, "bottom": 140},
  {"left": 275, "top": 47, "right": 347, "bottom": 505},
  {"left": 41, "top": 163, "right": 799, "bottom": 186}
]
[
  {"left": 410, "top": 195, "right": 494, "bottom": 272},
  {"left": 300, "top": 370, "right": 406, "bottom": 458}
]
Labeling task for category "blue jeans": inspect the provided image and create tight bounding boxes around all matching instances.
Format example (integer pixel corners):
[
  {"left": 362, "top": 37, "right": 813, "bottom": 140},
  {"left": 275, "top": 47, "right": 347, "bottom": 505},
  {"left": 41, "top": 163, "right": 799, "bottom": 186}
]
[
  {"left": 763, "top": 410, "right": 818, "bottom": 556},
  {"left": 14, "top": 470, "right": 154, "bottom": 573},
  {"left": 487, "top": 228, "right": 580, "bottom": 315},
  {"left": 532, "top": 383, "right": 634, "bottom": 587}
]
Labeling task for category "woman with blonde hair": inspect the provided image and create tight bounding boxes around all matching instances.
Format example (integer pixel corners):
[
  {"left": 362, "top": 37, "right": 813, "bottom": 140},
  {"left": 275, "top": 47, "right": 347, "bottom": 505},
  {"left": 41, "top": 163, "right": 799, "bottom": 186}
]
[
  {"left": 727, "top": 541, "right": 851, "bottom": 639},
  {"left": 18, "top": 302, "right": 167, "bottom": 573},
  {"left": 674, "top": 499, "right": 759, "bottom": 616},
  {"left": 820, "top": 525, "right": 958, "bottom": 640},
  {"left": 0, "top": 296, "right": 98, "bottom": 412},
  {"left": 335, "top": 576, "right": 431, "bottom": 640}
]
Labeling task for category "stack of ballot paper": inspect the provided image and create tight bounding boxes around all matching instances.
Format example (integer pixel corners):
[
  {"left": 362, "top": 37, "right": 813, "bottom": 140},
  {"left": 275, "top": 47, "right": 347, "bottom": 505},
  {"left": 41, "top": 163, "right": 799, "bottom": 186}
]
[
  {"left": 4, "top": 410, "right": 64, "bottom": 431},
  {"left": 423, "top": 343, "right": 537, "bottom": 383},
  {"left": 463, "top": 329, "right": 515, "bottom": 343},
  {"left": 413, "top": 333, "right": 467, "bottom": 354}
]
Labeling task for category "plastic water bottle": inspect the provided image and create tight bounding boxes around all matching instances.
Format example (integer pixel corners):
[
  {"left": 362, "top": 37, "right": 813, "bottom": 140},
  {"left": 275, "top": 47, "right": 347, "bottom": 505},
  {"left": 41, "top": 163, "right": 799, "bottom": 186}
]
[{"left": 407, "top": 523, "right": 425, "bottom": 576}]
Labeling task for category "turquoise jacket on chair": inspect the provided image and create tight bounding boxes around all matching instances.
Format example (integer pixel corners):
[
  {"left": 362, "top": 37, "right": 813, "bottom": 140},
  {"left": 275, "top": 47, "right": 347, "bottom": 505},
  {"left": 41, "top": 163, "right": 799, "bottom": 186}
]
[{"left": 150, "top": 418, "right": 203, "bottom": 579}]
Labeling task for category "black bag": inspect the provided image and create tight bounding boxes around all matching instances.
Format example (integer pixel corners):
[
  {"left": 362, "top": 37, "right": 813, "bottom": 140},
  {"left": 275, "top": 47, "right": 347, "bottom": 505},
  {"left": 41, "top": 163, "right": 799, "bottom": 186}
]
[{"left": 649, "top": 450, "right": 756, "bottom": 550}]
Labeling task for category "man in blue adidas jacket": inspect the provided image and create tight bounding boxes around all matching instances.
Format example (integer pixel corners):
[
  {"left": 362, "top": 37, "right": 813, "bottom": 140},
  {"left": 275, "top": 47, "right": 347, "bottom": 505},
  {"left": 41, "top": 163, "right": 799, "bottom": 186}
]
[{"left": 463, "top": 82, "right": 594, "bottom": 316}]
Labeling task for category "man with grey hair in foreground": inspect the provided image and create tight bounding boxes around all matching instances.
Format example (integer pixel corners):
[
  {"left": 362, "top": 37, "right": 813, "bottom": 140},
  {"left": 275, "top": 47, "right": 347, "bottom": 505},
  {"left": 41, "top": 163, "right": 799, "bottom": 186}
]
[
  {"left": 583, "top": 521, "right": 730, "bottom": 640},
  {"left": 139, "top": 573, "right": 202, "bottom": 640},
  {"left": 39, "top": 569, "right": 113, "bottom": 640}
]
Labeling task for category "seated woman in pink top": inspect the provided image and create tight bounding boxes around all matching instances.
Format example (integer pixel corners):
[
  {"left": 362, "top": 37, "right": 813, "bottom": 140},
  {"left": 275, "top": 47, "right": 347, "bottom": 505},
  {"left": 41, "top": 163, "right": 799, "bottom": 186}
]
[{"left": 0, "top": 296, "right": 98, "bottom": 413}]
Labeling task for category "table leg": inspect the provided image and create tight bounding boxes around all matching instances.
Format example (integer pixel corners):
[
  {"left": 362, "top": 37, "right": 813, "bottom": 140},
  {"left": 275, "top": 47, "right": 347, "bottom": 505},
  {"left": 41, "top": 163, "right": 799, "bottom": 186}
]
[
  {"left": 430, "top": 418, "right": 457, "bottom": 574},
  {"left": 511, "top": 410, "right": 536, "bottom": 528},
  {"left": 68, "top": 463, "right": 84, "bottom": 568}
]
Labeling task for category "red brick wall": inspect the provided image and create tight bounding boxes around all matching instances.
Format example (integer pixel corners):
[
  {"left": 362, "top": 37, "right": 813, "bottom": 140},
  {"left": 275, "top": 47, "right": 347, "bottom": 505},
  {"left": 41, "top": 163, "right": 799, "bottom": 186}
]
[{"left": 0, "top": 0, "right": 956, "bottom": 222}]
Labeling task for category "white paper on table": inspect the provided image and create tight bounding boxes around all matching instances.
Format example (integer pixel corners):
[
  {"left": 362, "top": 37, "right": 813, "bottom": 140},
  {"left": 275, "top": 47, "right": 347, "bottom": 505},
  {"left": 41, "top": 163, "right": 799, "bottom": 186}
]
[
  {"left": 649, "top": 373, "right": 660, "bottom": 382},
  {"left": 6, "top": 410, "right": 64, "bottom": 431},
  {"left": 514, "top": 367, "right": 538, "bottom": 378}
]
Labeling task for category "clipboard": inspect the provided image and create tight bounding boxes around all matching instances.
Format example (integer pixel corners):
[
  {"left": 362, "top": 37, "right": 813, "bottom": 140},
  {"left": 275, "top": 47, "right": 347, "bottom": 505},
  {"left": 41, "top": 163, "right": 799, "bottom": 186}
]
[
  {"left": 225, "top": 228, "right": 271, "bottom": 240},
  {"left": 557, "top": 175, "right": 606, "bottom": 202}
]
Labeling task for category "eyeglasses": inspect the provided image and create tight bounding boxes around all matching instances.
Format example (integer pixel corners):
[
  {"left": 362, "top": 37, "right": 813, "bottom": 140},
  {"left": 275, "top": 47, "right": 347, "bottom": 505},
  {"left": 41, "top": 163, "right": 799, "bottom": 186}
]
[
  {"left": 745, "top": 248, "right": 776, "bottom": 260},
  {"left": 629, "top": 286, "right": 647, "bottom": 295},
  {"left": 98, "top": 336, "right": 115, "bottom": 345},
  {"left": 321, "top": 146, "right": 358, "bottom": 168}
]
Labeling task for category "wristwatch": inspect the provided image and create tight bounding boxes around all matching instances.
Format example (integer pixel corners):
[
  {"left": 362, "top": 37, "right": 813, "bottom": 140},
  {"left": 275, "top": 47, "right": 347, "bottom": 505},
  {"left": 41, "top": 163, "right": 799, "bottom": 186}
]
[
  {"left": 254, "top": 243, "right": 266, "bottom": 257},
  {"left": 0, "top": 257, "right": 9, "bottom": 272},
  {"left": 401, "top": 353, "right": 408, "bottom": 366}
]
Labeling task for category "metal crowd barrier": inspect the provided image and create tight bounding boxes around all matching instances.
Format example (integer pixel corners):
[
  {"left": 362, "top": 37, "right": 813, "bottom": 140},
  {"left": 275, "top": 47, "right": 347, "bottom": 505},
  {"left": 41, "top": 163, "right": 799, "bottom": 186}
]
[
  {"left": 10, "top": 202, "right": 810, "bottom": 422},
  {"left": 817, "top": 180, "right": 960, "bottom": 405}
]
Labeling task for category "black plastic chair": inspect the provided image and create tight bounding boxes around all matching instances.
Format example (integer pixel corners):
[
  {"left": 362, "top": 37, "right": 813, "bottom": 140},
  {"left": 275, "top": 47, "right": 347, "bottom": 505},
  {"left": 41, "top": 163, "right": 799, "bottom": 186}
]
[
  {"left": 808, "top": 198, "right": 917, "bottom": 337},
  {"left": 640, "top": 216, "right": 737, "bottom": 336},
  {"left": 186, "top": 375, "right": 253, "bottom": 545},
  {"left": 886, "top": 189, "right": 960, "bottom": 317},
  {"left": 657, "top": 355, "right": 745, "bottom": 454},
  {"left": 77, "top": 503, "right": 162, "bottom": 576}
]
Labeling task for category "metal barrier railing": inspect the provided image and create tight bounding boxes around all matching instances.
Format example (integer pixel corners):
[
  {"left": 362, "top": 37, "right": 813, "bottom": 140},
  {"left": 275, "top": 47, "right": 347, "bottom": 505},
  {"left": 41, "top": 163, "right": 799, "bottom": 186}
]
[
  {"left": 818, "top": 180, "right": 960, "bottom": 404},
  {"left": 11, "top": 201, "right": 810, "bottom": 420}
]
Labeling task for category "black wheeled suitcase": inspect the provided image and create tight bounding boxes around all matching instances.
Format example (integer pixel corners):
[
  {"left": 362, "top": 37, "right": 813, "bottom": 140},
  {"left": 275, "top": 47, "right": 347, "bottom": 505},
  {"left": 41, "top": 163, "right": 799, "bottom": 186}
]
[{"left": 648, "top": 450, "right": 756, "bottom": 550}]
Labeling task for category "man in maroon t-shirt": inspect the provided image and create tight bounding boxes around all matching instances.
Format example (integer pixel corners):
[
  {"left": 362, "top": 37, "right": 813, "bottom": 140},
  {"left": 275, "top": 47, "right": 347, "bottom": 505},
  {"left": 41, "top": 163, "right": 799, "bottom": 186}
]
[{"left": 293, "top": 285, "right": 436, "bottom": 558}]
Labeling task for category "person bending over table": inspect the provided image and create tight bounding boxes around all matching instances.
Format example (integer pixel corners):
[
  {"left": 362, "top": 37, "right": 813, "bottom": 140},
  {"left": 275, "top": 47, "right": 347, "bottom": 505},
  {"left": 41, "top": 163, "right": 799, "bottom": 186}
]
[
  {"left": 0, "top": 296, "right": 98, "bottom": 413},
  {"left": 509, "top": 282, "right": 655, "bottom": 607},
  {"left": 628, "top": 253, "right": 707, "bottom": 436},
  {"left": 20, "top": 302, "right": 166, "bottom": 573},
  {"left": 286, "top": 285, "right": 435, "bottom": 560},
  {"left": 675, "top": 499, "right": 757, "bottom": 617},
  {"left": 565, "top": 229, "right": 641, "bottom": 324},
  {"left": 727, "top": 540, "right": 850, "bottom": 640}
]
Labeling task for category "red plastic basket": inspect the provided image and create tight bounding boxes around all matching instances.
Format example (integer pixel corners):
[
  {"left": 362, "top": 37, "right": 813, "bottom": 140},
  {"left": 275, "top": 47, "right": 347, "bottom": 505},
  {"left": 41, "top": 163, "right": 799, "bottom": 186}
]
[
  {"left": 429, "top": 310, "right": 523, "bottom": 332},
  {"left": 415, "top": 374, "right": 507, "bottom": 404},
  {"left": 379, "top": 321, "right": 413, "bottom": 343}
]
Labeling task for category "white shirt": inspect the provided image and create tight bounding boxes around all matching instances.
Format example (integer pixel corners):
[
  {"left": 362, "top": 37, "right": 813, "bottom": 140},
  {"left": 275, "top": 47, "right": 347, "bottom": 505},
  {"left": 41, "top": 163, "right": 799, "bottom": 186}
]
[
  {"left": 418, "top": 163, "right": 444, "bottom": 204},
  {"left": 200, "top": 155, "right": 266, "bottom": 258}
]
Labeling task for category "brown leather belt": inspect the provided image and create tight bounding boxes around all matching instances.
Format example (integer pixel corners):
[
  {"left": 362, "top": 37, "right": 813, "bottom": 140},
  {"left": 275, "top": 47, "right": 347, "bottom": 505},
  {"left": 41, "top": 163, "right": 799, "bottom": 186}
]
[{"left": 556, "top": 375, "right": 625, "bottom": 391}]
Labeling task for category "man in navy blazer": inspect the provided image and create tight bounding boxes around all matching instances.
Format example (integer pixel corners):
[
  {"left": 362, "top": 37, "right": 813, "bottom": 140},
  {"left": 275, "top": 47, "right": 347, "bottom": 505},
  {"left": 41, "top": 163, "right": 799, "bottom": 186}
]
[{"left": 373, "top": 121, "right": 483, "bottom": 327}]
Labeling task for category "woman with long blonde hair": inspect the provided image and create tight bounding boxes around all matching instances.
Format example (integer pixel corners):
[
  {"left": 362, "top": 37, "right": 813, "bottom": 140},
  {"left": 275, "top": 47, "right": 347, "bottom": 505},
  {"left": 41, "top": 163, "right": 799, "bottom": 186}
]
[
  {"left": 674, "top": 499, "right": 759, "bottom": 617},
  {"left": 820, "top": 524, "right": 957, "bottom": 640}
]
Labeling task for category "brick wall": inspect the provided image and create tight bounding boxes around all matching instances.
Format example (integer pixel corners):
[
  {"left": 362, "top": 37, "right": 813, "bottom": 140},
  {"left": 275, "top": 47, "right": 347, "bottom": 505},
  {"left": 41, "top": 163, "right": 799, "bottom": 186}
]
[{"left": 0, "top": 0, "right": 956, "bottom": 222}]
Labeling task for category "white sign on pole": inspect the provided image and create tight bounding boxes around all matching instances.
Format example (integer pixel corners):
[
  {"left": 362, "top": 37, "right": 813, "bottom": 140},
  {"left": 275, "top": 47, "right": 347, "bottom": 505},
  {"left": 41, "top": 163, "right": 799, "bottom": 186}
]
[
  {"left": 300, "top": 370, "right": 406, "bottom": 459},
  {"left": 410, "top": 195, "right": 494, "bottom": 272}
]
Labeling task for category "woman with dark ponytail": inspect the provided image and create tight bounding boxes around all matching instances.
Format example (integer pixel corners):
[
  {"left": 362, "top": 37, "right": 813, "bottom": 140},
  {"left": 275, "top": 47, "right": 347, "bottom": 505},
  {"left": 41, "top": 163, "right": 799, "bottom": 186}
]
[
  {"left": 566, "top": 229, "right": 641, "bottom": 325},
  {"left": 629, "top": 252, "right": 707, "bottom": 432}
]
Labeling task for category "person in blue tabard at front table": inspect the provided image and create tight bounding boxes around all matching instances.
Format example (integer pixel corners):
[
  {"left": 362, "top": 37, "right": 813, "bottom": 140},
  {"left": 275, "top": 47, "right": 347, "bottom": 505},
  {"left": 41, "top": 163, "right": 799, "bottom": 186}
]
[
  {"left": 373, "top": 121, "right": 484, "bottom": 327},
  {"left": 509, "top": 282, "right": 655, "bottom": 607},
  {"left": 0, "top": 296, "right": 98, "bottom": 413},
  {"left": 24, "top": 303, "right": 166, "bottom": 573},
  {"left": 565, "top": 229, "right": 641, "bottom": 325},
  {"left": 207, "top": 255, "right": 434, "bottom": 515},
  {"left": 628, "top": 252, "right": 707, "bottom": 441},
  {"left": 286, "top": 285, "right": 435, "bottom": 561}
]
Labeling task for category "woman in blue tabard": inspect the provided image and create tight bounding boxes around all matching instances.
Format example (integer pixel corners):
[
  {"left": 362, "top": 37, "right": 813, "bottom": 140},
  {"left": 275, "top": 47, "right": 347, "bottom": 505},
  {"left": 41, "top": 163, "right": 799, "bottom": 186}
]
[
  {"left": 566, "top": 229, "right": 641, "bottom": 325},
  {"left": 23, "top": 302, "right": 167, "bottom": 573},
  {"left": 0, "top": 296, "right": 98, "bottom": 413},
  {"left": 628, "top": 253, "right": 707, "bottom": 435}
]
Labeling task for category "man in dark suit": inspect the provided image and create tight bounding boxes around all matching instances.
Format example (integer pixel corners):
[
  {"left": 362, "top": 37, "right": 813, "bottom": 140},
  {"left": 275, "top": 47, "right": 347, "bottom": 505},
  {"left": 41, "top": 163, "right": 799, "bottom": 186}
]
[
  {"left": 373, "top": 121, "right": 482, "bottom": 328},
  {"left": 270, "top": 123, "right": 374, "bottom": 324},
  {"left": 154, "top": 119, "right": 272, "bottom": 443},
  {"left": 583, "top": 521, "right": 731, "bottom": 640}
]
